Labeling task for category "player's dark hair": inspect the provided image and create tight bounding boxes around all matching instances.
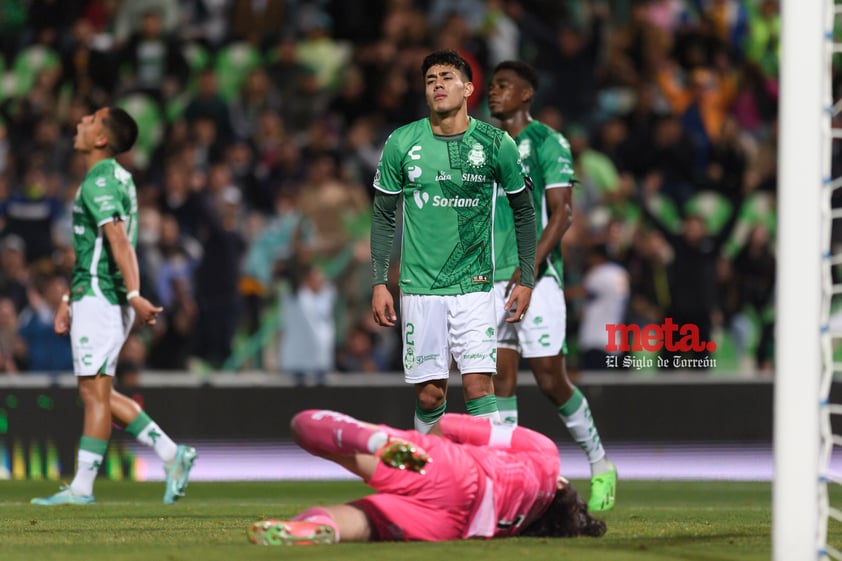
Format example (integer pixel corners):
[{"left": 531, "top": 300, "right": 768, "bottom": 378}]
[
  {"left": 422, "top": 49, "right": 472, "bottom": 82},
  {"left": 102, "top": 107, "right": 139, "bottom": 155},
  {"left": 493, "top": 60, "right": 540, "bottom": 91},
  {"left": 520, "top": 483, "right": 607, "bottom": 538}
]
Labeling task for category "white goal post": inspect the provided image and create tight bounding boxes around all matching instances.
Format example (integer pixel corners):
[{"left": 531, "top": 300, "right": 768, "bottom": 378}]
[{"left": 774, "top": 1, "right": 829, "bottom": 559}]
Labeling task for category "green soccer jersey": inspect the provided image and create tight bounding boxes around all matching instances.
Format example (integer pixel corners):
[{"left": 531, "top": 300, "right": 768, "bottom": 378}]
[
  {"left": 70, "top": 158, "right": 138, "bottom": 305},
  {"left": 494, "top": 120, "right": 574, "bottom": 287},
  {"left": 374, "top": 117, "right": 527, "bottom": 295}
]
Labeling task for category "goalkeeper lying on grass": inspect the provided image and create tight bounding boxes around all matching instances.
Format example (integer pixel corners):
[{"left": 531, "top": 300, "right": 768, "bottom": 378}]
[{"left": 248, "top": 410, "right": 606, "bottom": 544}]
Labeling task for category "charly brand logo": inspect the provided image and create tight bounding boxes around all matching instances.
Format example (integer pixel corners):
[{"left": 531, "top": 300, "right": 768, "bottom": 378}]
[{"left": 604, "top": 318, "right": 717, "bottom": 369}]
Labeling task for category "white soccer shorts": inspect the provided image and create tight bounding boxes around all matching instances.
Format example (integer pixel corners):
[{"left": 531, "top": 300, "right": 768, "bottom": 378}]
[
  {"left": 494, "top": 276, "right": 566, "bottom": 358},
  {"left": 399, "top": 291, "right": 498, "bottom": 383},
  {"left": 70, "top": 296, "right": 135, "bottom": 376}
]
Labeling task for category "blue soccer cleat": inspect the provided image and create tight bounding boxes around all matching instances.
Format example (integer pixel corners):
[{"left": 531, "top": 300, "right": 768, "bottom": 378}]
[
  {"left": 31, "top": 485, "right": 95, "bottom": 506},
  {"left": 163, "top": 444, "right": 197, "bottom": 504}
]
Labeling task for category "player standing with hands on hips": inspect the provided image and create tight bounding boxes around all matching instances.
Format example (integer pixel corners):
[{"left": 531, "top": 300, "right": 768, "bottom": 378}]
[
  {"left": 487, "top": 61, "right": 616, "bottom": 511},
  {"left": 32, "top": 107, "right": 196, "bottom": 506},
  {"left": 370, "top": 50, "right": 537, "bottom": 432}
]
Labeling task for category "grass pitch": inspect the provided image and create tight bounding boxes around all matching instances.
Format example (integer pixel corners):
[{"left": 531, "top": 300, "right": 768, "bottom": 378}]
[{"left": 0, "top": 479, "right": 830, "bottom": 561}]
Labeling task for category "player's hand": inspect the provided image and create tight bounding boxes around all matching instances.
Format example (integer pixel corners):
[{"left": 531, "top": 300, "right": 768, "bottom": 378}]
[
  {"left": 505, "top": 285, "right": 532, "bottom": 323},
  {"left": 54, "top": 300, "right": 71, "bottom": 335},
  {"left": 130, "top": 295, "right": 164, "bottom": 325},
  {"left": 376, "top": 438, "right": 431, "bottom": 474},
  {"left": 504, "top": 268, "right": 521, "bottom": 297},
  {"left": 371, "top": 284, "right": 397, "bottom": 327}
]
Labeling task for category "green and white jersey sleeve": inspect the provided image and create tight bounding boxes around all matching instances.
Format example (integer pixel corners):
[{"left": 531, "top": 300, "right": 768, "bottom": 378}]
[
  {"left": 373, "top": 117, "right": 526, "bottom": 295},
  {"left": 494, "top": 121, "right": 573, "bottom": 286},
  {"left": 71, "top": 158, "right": 138, "bottom": 305}
]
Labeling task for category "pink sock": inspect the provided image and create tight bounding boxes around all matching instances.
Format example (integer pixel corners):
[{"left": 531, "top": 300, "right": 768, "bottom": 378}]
[
  {"left": 291, "top": 410, "right": 388, "bottom": 457},
  {"left": 292, "top": 507, "right": 340, "bottom": 542}
]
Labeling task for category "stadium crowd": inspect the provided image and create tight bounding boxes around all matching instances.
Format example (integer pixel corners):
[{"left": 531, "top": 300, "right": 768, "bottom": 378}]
[{"left": 0, "top": 0, "right": 783, "bottom": 377}]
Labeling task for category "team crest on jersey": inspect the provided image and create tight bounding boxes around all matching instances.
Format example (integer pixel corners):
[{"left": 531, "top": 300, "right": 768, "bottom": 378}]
[
  {"left": 518, "top": 139, "right": 532, "bottom": 160},
  {"left": 467, "top": 143, "right": 486, "bottom": 168}
]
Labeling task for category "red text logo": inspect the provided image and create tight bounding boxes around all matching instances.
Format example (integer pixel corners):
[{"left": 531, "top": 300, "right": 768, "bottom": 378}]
[{"left": 605, "top": 318, "right": 717, "bottom": 353}]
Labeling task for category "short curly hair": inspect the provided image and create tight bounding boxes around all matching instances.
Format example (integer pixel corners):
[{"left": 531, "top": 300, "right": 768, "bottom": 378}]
[
  {"left": 519, "top": 482, "right": 607, "bottom": 538},
  {"left": 422, "top": 49, "right": 473, "bottom": 82}
]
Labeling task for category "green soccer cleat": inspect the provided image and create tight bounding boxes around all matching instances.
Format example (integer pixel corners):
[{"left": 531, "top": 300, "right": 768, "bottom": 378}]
[
  {"left": 376, "top": 439, "right": 431, "bottom": 474},
  {"left": 163, "top": 444, "right": 197, "bottom": 504},
  {"left": 31, "top": 485, "right": 95, "bottom": 506},
  {"left": 247, "top": 520, "right": 336, "bottom": 546},
  {"left": 588, "top": 461, "right": 617, "bottom": 512}
]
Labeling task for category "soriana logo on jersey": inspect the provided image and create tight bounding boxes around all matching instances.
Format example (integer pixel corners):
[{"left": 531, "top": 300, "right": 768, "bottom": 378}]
[{"left": 604, "top": 318, "right": 717, "bottom": 369}]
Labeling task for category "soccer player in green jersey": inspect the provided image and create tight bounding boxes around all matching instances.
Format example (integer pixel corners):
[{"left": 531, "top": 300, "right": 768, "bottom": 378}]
[
  {"left": 31, "top": 107, "right": 197, "bottom": 506},
  {"left": 370, "top": 50, "right": 537, "bottom": 433},
  {"left": 488, "top": 61, "right": 616, "bottom": 512}
]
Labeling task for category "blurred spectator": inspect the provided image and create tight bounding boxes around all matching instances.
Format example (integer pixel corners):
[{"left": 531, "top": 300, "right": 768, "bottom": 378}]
[
  {"left": 113, "top": 0, "right": 180, "bottom": 45},
  {"left": 722, "top": 224, "right": 775, "bottom": 374},
  {"left": 0, "top": 296, "right": 25, "bottom": 373},
  {"left": 294, "top": 6, "right": 352, "bottom": 93},
  {"left": 0, "top": 234, "right": 30, "bottom": 314},
  {"left": 640, "top": 187, "right": 742, "bottom": 368},
  {"left": 745, "top": 0, "right": 780, "bottom": 78},
  {"left": 568, "top": 124, "right": 620, "bottom": 213},
  {"left": 641, "top": 115, "right": 698, "bottom": 209},
  {"left": 149, "top": 213, "right": 201, "bottom": 308},
  {"left": 179, "top": 0, "right": 231, "bottom": 50},
  {"left": 228, "top": 67, "right": 281, "bottom": 142},
  {"left": 543, "top": 8, "right": 608, "bottom": 125},
  {"left": 0, "top": 165, "right": 63, "bottom": 265},
  {"left": 60, "top": 18, "right": 117, "bottom": 106},
  {"left": 183, "top": 68, "right": 234, "bottom": 143},
  {"left": 240, "top": 189, "right": 314, "bottom": 337},
  {"left": 117, "top": 8, "right": 189, "bottom": 103},
  {"left": 570, "top": 244, "right": 630, "bottom": 371},
  {"left": 17, "top": 273, "right": 73, "bottom": 372},
  {"left": 335, "top": 321, "right": 381, "bottom": 374},
  {"left": 146, "top": 271, "right": 199, "bottom": 371},
  {"left": 193, "top": 186, "right": 246, "bottom": 369},
  {"left": 655, "top": 62, "right": 737, "bottom": 176},
  {"left": 279, "top": 262, "right": 336, "bottom": 386},
  {"left": 230, "top": 0, "right": 285, "bottom": 48}
]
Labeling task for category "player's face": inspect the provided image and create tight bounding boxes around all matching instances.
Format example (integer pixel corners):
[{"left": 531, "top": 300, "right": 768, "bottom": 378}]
[
  {"left": 424, "top": 64, "right": 473, "bottom": 115},
  {"left": 487, "top": 69, "right": 529, "bottom": 120},
  {"left": 73, "top": 107, "right": 109, "bottom": 152}
]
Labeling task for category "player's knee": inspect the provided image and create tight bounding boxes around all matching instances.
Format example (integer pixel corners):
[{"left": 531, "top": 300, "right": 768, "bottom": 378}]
[
  {"left": 416, "top": 388, "right": 445, "bottom": 411},
  {"left": 462, "top": 375, "right": 494, "bottom": 400}
]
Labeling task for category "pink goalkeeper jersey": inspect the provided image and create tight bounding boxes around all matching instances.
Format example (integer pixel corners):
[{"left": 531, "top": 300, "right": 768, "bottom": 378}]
[
  {"left": 353, "top": 415, "right": 560, "bottom": 541},
  {"left": 460, "top": 425, "right": 560, "bottom": 537}
]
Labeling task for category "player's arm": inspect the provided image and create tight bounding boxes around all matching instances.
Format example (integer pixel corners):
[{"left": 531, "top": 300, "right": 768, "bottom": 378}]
[
  {"left": 503, "top": 185, "right": 536, "bottom": 322},
  {"left": 370, "top": 191, "right": 398, "bottom": 326},
  {"left": 370, "top": 135, "right": 403, "bottom": 327},
  {"left": 497, "top": 133, "right": 537, "bottom": 290},
  {"left": 506, "top": 186, "right": 537, "bottom": 288},
  {"left": 436, "top": 413, "right": 557, "bottom": 455},
  {"left": 536, "top": 134, "right": 575, "bottom": 267},
  {"left": 102, "top": 219, "right": 162, "bottom": 325}
]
